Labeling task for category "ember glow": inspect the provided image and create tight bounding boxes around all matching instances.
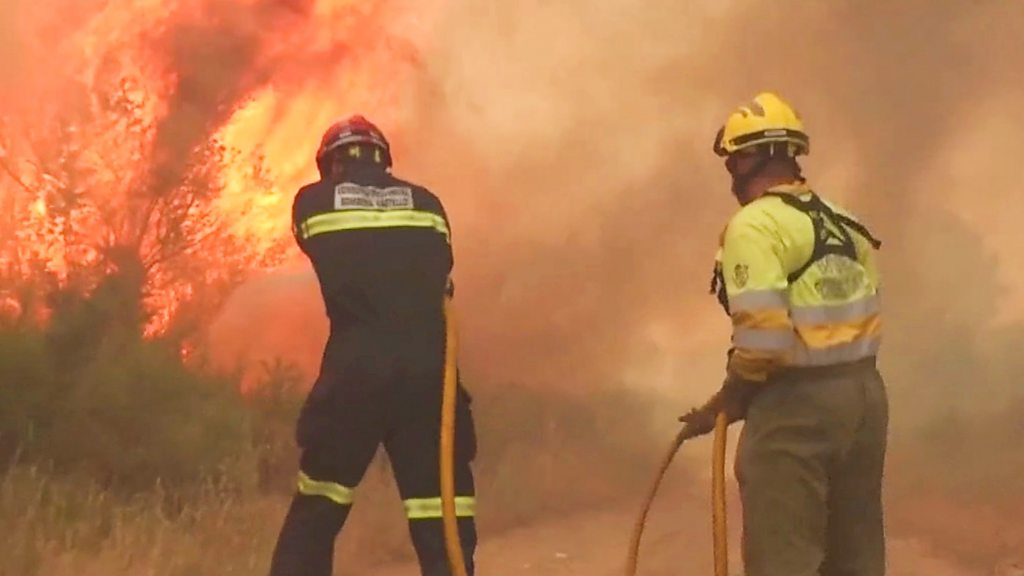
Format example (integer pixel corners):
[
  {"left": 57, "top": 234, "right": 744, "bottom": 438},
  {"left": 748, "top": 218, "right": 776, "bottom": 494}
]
[{"left": 0, "top": 0, "right": 445, "bottom": 335}]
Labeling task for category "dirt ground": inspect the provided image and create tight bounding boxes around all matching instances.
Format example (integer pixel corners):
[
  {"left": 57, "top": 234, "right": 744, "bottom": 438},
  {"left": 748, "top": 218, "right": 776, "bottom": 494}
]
[
  {"left": 366, "top": 485, "right": 1018, "bottom": 576},
  {"left": 368, "top": 512, "right": 979, "bottom": 576}
]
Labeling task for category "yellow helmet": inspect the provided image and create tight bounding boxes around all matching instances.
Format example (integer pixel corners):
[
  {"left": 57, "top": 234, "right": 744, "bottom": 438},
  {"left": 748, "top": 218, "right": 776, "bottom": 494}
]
[{"left": 713, "top": 92, "right": 809, "bottom": 157}]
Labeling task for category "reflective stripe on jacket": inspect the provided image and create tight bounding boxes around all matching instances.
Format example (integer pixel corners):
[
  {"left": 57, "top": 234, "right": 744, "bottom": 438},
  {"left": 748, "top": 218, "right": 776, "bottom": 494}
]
[{"left": 718, "top": 182, "right": 882, "bottom": 381}]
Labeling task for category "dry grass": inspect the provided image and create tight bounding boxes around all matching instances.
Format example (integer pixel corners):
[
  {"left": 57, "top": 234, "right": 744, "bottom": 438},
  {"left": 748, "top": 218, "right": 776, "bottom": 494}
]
[
  {"left": 0, "top": 466, "right": 282, "bottom": 576},
  {"left": 10, "top": 315, "right": 1022, "bottom": 574},
  {"left": 0, "top": 467, "right": 420, "bottom": 576},
  {"left": 0, "top": 381, "right": 673, "bottom": 576},
  {"left": 4, "top": 392, "right": 1023, "bottom": 576}
]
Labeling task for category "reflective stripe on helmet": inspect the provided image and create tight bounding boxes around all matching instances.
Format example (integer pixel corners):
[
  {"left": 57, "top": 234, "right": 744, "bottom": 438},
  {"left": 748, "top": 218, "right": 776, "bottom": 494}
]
[
  {"left": 317, "top": 115, "right": 391, "bottom": 166},
  {"left": 320, "top": 130, "right": 389, "bottom": 157},
  {"left": 714, "top": 92, "right": 810, "bottom": 157},
  {"left": 727, "top": 128, "right": 809, "bottom": 155}
]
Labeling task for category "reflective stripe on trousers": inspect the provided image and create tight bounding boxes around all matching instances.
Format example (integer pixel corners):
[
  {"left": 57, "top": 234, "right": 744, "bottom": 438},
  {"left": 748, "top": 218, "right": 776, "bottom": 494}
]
[
  {"left": 297, "top": 471, "right": 355, "bottom": 505},
  {"left": 404, "top": 496, "right": 476, "bottom": 519}
]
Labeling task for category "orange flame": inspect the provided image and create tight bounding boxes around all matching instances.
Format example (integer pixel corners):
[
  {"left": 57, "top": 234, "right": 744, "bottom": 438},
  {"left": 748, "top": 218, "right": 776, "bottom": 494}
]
[{"left": 0, "top": 0, "right": 447, "bottom": 336}]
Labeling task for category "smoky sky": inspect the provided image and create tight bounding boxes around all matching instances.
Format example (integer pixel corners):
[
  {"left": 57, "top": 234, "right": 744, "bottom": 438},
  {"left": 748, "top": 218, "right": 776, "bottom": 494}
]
[
  {"left": 7, "top": 0, "right": 1021, "bottom": 418},
  {"left": 383, "top": 0, "right": 1024, "bottom": 411}
]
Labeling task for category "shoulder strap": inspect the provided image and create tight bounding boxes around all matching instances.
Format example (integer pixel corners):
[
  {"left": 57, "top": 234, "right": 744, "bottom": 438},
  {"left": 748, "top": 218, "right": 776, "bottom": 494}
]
[
  {"left": 833, "top": 213, "right": 882, "bottom": 249},
  {"left": 764, "top": 191, "right": 868, "bottom": 283},
  {"left": 765, "top": 191, "right": 881, "bottom": 249}
]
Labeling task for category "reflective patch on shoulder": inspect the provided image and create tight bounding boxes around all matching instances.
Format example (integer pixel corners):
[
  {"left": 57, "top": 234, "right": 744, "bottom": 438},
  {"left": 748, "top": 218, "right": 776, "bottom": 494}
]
[
  {"left": 334, "top": 184, "right": 414, "bottom": 210},
  {"left": 812, "top": 254, "right": 866, "bottom": 301},
  {"left": 732, "top": 263, "right": 749, "bottom": 288}
]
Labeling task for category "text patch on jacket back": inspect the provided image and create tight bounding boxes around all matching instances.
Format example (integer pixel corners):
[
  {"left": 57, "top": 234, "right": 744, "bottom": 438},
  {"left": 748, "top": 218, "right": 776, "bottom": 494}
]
[
  {"left": 334, "top": 184, "right": 414, "bottom": 210},
  {"left": 290, "top": 173, "right": 453, "bottom": 329}
]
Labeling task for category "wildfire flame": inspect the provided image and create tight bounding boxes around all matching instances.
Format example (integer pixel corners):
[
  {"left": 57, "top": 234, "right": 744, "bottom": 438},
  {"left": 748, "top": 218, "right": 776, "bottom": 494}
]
[{"left": 0, "top": 0, "right": 446, "bottom": 336}]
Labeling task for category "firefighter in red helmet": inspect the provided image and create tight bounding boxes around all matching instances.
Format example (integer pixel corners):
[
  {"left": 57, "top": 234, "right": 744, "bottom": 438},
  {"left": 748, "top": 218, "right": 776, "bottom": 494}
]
[{"left": 269, "top": 115, "right": 477, "bottom": 576}]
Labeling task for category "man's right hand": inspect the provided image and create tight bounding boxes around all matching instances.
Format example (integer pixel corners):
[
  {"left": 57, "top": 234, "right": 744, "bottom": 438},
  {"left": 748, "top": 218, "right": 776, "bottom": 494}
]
[
  {"left": 678, "top": 406, "right": 718, "bottom": 437},
  {"left": 678, "top": 373, "right": 761, "bottom": 437}
]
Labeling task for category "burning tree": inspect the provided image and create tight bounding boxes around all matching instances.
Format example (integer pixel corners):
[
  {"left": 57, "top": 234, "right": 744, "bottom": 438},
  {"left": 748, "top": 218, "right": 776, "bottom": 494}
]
[
  {"left": 0, "top": 23, "right": 288, "bottom": 345},
  {"left": 0, "top": 0, "right": 442, "bottom": 347}
]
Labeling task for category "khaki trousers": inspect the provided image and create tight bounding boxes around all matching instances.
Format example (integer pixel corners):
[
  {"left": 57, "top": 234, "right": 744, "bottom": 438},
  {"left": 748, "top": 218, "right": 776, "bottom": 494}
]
[{"left": 736, "top": 358, "right": 888, "bottom": 576}]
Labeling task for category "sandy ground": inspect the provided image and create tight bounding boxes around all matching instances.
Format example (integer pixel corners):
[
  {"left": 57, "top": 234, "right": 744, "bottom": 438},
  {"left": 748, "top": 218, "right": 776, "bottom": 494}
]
[{"left": 366, "top": 487, "right": 988, "bottom": 576}]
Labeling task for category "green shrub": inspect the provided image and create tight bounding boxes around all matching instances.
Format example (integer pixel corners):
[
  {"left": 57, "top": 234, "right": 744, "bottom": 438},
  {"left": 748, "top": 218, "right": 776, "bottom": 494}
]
[
  {"left": 0, "top": 328, "right": 55, "bottom": 468},
  {"left": 243, "top": 358, "right": 305, "bottom": 492},
  {"left": 53, "top": 339, "right": 256, "bottom": 493},
  {"left": 0, "top": 323, "right": 257, "bottom": 496}
]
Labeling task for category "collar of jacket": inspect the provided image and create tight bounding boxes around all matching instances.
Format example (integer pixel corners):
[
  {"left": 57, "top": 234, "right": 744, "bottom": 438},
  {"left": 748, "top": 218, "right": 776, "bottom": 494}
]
[{"left": 764, "top": 180, "right": 811, "bottom": 197}]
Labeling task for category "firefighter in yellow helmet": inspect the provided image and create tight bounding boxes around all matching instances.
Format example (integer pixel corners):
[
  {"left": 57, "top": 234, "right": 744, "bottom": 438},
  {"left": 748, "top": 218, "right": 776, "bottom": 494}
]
[{"left": 681, "top": 92, "right": 889, "bottom": 576}]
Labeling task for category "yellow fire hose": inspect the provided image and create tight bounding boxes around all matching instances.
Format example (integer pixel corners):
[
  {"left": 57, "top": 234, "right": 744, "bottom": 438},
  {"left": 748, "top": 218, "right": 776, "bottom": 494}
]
[
  {"left": 711, "top": 411, "right": 729, "bottom": 576},
  {"left": 440, "top": 298, "right": 469, "bottom": 576},
  {"left": 626, "top": 412, "right": 731, "bottom": 576}
]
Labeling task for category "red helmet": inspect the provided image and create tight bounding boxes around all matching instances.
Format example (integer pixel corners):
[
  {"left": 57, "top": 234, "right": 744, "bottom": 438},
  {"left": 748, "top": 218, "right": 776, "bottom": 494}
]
[{"left": 315, "top": 115, "right": 392, "bottom": 175}]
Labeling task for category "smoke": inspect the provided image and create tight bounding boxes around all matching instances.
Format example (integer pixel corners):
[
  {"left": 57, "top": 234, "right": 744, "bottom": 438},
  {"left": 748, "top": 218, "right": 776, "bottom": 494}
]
[
  {"left": 210, "top": 0, "right": 1024, "bottom": 415},
  {"left": 7, "top": 0, "right": 1017, "bottom": 563},
  {"left": 379, "top": 1, "right": 1024, "bottom": 561},
  {"left": 144, "top": 0, "right": 283, "bottom": 197},
  {"left": 144, "top": 0, "right": 402, "bottom": 196},
  {"left": 389, "top": 0, "right": 734, "bottom": 399},
  {"left": 0, "top": 4, "right": 24, "bottom": 92},
  {"left": 0, "top": 0, "right": 86, "bottom": 107},
  {"left": 385, "top": 0, "right": 1024, "bottom": 401}
]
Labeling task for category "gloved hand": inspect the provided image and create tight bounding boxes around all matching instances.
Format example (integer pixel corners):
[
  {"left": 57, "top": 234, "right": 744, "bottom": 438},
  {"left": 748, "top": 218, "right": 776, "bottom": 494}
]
[
  {"left": 678, "top": 373, "right": 760, "bottom": 435},
  {"left": 678, "top": 405, "right": 718, "bottom": 436}
]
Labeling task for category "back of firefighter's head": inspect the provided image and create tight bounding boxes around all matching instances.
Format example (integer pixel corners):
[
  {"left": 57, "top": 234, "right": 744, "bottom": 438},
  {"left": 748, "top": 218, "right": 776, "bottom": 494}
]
[
  {"left": 315, "top": 115, "right": 392, "bottom": 180},
  {"left": 713, "top": 92, "right": 810, "bottom": 205}
]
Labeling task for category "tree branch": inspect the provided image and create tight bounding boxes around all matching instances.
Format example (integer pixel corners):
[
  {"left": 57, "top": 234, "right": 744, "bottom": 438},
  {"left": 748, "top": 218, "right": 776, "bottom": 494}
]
[{"left": 0, "top": 155, "right": 37, "bottom": 196}]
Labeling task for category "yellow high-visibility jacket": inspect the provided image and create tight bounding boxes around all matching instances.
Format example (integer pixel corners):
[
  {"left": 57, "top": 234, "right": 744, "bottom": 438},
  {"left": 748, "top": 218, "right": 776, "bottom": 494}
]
[{"left": 712, "top": 182, "right": 882, "bottom": 382}]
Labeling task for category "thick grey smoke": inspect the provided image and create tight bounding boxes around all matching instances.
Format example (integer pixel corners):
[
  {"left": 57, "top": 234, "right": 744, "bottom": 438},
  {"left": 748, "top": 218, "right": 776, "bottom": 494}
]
[
  {"left": 5, "top": 0, "right": 1018, "bottom": 563},
  {"left": 387, "top": 0, "right": 1024, "bottom": 412},
  {"left": 209, "top": 7, "right": 1024, "bottom": 563},
  {"left": 375, "top": 2, "right": 1024, "bottom": 561},
  {"left": 215, "top": 0, "right": 1024, "bottom": 420}
]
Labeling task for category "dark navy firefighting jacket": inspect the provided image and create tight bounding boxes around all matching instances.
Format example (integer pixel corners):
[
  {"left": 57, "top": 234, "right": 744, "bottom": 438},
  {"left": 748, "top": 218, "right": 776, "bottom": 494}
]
[{"left": 291, "top": 165, "right": 453, "bottom": 335}]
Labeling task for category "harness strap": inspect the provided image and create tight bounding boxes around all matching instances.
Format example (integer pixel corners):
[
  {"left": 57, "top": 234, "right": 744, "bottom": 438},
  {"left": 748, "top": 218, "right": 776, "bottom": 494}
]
[
  {"left": 765, "top": 192, "right": 879, "bottom": 284},
  {"left": 708, "top": 191, "right": 881, "bottom": 316}
]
